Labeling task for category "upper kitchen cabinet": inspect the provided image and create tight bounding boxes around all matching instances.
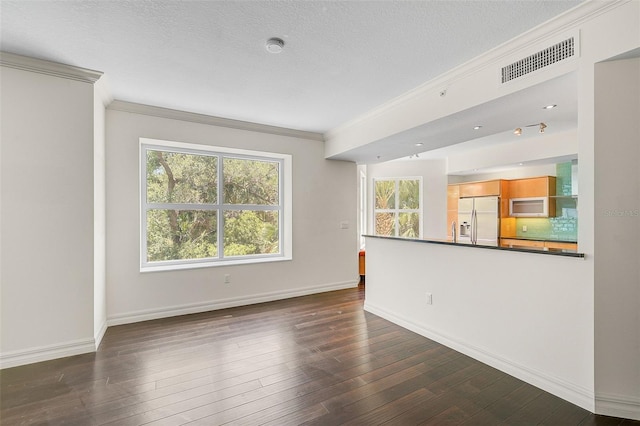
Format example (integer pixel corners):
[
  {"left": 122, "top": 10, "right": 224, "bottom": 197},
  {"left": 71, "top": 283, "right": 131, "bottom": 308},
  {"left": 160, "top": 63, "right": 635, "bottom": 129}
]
[
  {"left": 508, "top": 176, "right": 556, "bottom": 198},
  {"left": 459, "top": 180, "right": 501, "bottom": 198},
  {"left": 509, "top": 176, "right": 557, "bottom": 218}
]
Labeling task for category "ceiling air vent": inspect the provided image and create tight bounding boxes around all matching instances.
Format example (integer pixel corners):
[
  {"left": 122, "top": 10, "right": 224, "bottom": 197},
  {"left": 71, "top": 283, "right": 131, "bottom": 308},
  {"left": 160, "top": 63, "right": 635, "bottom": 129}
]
[{"left": 501, "top": 37, "right": 575, "bottom": 84}]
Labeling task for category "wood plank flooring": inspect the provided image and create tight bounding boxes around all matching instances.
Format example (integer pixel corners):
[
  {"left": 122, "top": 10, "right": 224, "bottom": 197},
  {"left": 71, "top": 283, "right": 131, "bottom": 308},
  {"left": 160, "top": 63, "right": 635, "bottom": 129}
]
[{"left": 1, "top": 286, "right": 637, "bottom": 425}]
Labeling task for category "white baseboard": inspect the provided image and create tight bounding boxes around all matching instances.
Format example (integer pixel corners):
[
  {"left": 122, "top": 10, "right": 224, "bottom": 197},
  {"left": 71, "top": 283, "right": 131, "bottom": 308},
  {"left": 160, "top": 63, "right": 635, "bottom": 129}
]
[
  {"left": 596, "top": 393, "right": 640, "bottom": 421},
  {"left": 0, "top": 338, "right": 96, "bottom": 370},
  {"left": 108, "top": 280, "right": 359, "bottom": 327},
  {"left": 364, "top": 301, "right": 596, "bottom": 413},
  {"left": 94, "top": 320, "right": 108, "bottom": 350}
]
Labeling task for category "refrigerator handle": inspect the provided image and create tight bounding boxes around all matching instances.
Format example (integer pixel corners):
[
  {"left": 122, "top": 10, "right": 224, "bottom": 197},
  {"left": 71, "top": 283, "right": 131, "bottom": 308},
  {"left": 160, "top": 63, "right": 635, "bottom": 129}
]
[
  {"left": 471, "top": 209, "right": 476, "bottom": 244},
  {"left": 473, "top": 209, "right": 478, "bottom": 245}
]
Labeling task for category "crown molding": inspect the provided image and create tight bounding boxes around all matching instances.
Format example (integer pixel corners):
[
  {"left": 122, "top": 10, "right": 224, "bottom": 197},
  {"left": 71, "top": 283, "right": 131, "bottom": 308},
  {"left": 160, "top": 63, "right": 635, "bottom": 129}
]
[
  {"left": 0, "top": 51, "right": 103, "bottom": 84},
  {"left": 108, "top": 100, "right": 325, "bottom": 142},
  {"left": 325, "top": 0, "right": 624, "bottom": 141}
]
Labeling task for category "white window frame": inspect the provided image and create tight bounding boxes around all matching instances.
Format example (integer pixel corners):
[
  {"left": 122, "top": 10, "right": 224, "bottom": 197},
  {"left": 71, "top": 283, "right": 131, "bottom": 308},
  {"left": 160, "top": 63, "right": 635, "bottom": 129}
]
[
  {"left": 140, "top": 137, "right": 292, "bottom": 272},
  {"left": 373, "top": 177, "right": 423, "bottom": 239}
]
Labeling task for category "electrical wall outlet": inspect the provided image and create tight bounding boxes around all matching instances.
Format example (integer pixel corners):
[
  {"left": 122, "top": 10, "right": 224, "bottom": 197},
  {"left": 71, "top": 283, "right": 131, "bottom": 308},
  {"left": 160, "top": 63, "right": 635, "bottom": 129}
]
[
  {"left": 522, "top": 225, "right": 528, "bottom": 232},
  {"left": 425, "top": 292, "right": 433, "bottom": 305},
  {"left": 224, "top": 274, "right": 231, "bottom": 284}
]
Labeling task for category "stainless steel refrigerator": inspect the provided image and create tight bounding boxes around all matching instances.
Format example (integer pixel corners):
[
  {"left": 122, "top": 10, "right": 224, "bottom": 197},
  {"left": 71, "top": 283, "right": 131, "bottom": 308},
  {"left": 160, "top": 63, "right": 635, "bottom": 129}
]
[{"left": 457, "top": 196, "right": 499, "bottom": 246}]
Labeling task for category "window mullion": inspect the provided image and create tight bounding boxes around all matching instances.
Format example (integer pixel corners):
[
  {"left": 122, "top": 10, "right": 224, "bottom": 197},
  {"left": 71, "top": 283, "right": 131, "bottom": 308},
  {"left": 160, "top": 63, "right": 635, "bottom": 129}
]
[
  {"left": 222, "top": 205, "right": 280, "bottom": 211},
  {"left": 217, "top": 155, "right": 224, "bottom": 260},
  {"left": 394, "top": 179, "right": 400, "bottom": 237},
  {"left": 279, "top": 158, "right": 284, "bottom": 255},
  {"left": 146, "top": 203, "right": 220, "bottom": 211}
]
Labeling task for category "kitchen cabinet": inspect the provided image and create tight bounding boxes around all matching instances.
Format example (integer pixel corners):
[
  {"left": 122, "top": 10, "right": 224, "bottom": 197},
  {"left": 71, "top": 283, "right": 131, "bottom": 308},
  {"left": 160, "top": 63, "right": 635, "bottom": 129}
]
[
  {"left": 508, "top": 176, "right": 556, "bottom": 218},
  {"left": 500, "top": 238, "right": 578, "bottom": 251},
  {"left": 459, "top": 180, "right": 501, "bottom": 197},
  {"left": 509, "top": 176, "right": 556, "bottom": 198},
  {"left": 500, "top": 238, "right": 545, "bottom": 249},
  {"left": 509, "top": 197, "right": 551, "bottom": 217},
  {"left": 544, "top": 241, "right": 578, "bottom": 251}
]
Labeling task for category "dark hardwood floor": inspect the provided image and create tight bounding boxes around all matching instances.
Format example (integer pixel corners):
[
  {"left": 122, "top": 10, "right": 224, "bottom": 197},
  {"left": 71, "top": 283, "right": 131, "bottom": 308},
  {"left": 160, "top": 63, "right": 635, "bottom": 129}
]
[{"left": 1, "top": 285, "right": 637, "bottom": 425}]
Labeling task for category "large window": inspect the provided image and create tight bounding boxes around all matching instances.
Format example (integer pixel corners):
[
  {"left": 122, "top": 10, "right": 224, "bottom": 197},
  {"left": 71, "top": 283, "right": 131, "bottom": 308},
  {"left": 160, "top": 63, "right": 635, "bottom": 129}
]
[
  {"left": 140, "top": 138, "right": 291, "bottom": 271},
  {"left": 374, "top": 177, "right": 421, "bottom": 238}
]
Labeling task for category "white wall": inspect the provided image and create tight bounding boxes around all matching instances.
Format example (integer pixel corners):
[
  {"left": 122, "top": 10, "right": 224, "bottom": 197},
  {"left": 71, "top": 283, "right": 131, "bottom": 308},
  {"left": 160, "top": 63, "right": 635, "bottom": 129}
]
[
  {"left": 594, "top": 57, "right": 640, "bottom": 419},
  {"left": 446, "top": 129, "right": 577, "bottom": 176},
  {"left": 106, "top": 106, "right": 358, "bottom": 324},
  {"left": 0, "top": 65, "right": 96, "bottom": 367},
  {"left": 367, "top": 159, "right": 447, "bottom": 240},
  {"left": 365, "top": 237, "right": 595, "bottom": 410},
  {"left": 578, "top": 2, "right": 640, "bottom": 418}
]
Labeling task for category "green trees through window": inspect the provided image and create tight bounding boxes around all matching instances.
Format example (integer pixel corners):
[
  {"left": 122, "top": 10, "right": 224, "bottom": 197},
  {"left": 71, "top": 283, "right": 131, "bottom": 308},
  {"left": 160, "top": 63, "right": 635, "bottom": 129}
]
[
  {"left": 143, "top": 144, "right": 283, "bottom": 268},
  {"left": 374, "top": 178, "right": 421, "bottom": 238}
]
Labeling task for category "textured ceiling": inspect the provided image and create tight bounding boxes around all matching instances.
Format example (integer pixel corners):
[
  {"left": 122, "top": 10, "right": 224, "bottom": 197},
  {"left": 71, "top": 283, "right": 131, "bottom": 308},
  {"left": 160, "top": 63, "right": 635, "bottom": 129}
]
[{"left": 1, "top": 0, "right": 582, "bottom": 134}]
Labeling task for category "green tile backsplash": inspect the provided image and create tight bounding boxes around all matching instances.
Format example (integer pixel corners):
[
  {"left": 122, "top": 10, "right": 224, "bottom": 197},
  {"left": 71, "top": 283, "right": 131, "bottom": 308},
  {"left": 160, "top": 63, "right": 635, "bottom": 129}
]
[
  {"left": 515, "top": 162, "right": 578, "bottom": 241},
  {"left": 555, "top": 162, "right": 573, "bottom": 196}
]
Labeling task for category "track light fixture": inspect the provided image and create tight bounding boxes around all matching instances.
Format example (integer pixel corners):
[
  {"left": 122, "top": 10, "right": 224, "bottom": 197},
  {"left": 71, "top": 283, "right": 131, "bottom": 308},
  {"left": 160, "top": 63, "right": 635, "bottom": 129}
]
[
  {"left": 514, "top": 122, "right": 547, "bottom": 136},
  {"left": 539, "top": 122, "right": 547, "bottom": 133}
]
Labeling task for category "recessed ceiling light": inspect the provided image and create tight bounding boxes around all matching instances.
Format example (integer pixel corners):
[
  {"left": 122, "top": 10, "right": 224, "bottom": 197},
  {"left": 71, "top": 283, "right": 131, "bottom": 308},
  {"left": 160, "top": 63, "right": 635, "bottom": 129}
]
[
  {"left": 415, "top": 143, "right": 423, "bottom": 146},
  {"left": 473, "top": 126, "right": 482, "bottom": 130},
  {"left": 543, "top": 104, "right": 557, "bottom": 109},
  {"left": 518, "top": 163, "right": 524, "bottom": 166},
  {"left": 266, "top": 37, "right": 285, "bottom": 53}
]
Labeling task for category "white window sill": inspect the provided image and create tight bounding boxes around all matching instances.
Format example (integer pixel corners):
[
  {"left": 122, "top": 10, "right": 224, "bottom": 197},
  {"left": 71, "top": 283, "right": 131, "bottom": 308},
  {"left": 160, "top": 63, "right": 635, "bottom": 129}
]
[{"left": 140, "top": 255, "right": 292, "bottom": 273}]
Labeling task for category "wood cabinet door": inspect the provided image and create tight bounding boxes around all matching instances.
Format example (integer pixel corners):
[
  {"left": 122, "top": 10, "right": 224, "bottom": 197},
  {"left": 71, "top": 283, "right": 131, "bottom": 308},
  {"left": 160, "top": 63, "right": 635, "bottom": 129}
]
[
  {"left": 447, "top": 185, "right": 459, "bottom": 210},
  {"left": 447, "top": 185, "right": 459, "bottom": 238},
  {"left": 500, "top": 238, "right": 545, "bottom": 248},
  {"left": 459, "top": 180, "right": 501, "bottom": 197},
  {"left": 447, "top": 211, "right": 458, "bottom": 239},
  {"left": 509, "top": 177, "right": 556, "bottom": 198}
]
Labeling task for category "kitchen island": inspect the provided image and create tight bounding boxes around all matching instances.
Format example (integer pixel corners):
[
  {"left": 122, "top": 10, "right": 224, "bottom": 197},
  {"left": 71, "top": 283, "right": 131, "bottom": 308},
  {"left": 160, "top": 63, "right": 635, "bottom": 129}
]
[{"left": 362, "top": 234, "right": 593, "bottom": 413}]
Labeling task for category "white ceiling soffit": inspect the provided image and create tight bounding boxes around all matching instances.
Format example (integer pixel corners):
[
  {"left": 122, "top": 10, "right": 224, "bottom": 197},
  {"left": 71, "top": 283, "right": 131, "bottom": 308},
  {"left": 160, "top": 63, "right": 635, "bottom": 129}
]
[
  {"left": 330, "top": 71, "right": 578, "bottom": 164},
  {"left": 0, "top": 0, "right": 583, "bottom": 134}
]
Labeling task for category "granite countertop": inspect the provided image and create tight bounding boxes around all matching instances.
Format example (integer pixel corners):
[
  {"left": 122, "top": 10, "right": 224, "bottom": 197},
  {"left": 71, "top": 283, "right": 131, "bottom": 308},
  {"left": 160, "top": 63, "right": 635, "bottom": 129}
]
[{"left": 364, "top": 235, "right": 584, "bottom": 258}]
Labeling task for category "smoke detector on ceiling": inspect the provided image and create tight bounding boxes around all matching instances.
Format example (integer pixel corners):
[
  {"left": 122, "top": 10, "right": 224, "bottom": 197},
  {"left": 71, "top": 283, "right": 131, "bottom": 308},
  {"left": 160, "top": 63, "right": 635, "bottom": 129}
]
[{"left": 266, "top": 38, "right": 285, "bottom": 53}]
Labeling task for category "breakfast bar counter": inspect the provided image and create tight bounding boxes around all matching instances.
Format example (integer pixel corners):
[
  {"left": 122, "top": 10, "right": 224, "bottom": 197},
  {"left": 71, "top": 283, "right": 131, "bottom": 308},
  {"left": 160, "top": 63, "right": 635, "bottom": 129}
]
[{"left": 364, "top": 235, "right": 584, "bottom": 258}]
